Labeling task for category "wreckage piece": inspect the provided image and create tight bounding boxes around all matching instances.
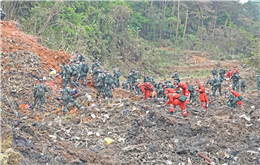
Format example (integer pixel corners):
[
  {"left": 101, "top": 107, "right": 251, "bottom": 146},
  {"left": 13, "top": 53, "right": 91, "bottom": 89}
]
[{"left": 198, "top": 152, "right": 211, "bottom": 164}]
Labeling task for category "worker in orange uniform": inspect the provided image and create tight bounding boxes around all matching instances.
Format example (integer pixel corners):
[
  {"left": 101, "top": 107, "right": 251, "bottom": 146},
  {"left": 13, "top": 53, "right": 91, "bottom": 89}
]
[
  {"left": 162, "top": 92, "right": 187, "bottom": 117},
  {"left": 139, "top": 82, "right": 154, "bottom": 100},
  {"left": 232, "top": 66, "right": 239, "bottom": 74},
  {"left": 228, "top": 88, "right": 244, "bottom": 110},
  {"left": 227, "top": 69, "right": 231, "bottom": 79},
  {"left": 196, "top": 80, "right": 209, "bottom": 109},
  {"left": 175, "top": 82, "right": 190, "bottom": 104}
]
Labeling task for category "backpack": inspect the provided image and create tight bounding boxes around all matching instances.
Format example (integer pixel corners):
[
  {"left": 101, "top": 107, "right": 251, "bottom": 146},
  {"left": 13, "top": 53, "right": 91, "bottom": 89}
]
[
  {"left": 36, "top": 84, "right": 45, "bottom": 97},
  {"left": 81, "top": 63, "right": 89, "bottom": 73},
  {"left": 179, "top": 95, "right": 187, "bottom": 102},
  {"left": 64, "top": 64, "right": 72, "bottom": 75}
]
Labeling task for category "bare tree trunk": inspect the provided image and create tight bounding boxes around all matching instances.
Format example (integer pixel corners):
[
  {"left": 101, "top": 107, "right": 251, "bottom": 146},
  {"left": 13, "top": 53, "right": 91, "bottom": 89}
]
[
  {"left": 176, "top": 0, "right": 180, "bottom": 41},
  {"left": 213, "top": 1, "right": 219, "bottom": 36},
  {"left": 183, "top": 9, "right": 188, "bottom": 38},
  {"left": 147, "top": 0, "right": 153, "bottom": 39},
  {"left": 159, "top": 0, "right": 169, "bottom": 40},
  {"left": 224, "top": 6, "right": 235, "bottom": 29},
  {"left": 170, "top": 1, "right": 175, "bottom": 40}
]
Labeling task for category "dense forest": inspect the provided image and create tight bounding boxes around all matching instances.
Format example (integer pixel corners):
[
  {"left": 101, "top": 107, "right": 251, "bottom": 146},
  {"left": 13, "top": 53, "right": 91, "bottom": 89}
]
[{"left": 2, "top": 1, "right": 260, "bottom": 73}]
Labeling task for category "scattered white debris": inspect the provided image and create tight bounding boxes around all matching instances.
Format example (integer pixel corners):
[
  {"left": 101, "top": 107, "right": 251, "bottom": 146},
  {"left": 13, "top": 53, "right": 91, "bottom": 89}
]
[{"left": 239, "top": 114, "right": 251, "bottom": 121}]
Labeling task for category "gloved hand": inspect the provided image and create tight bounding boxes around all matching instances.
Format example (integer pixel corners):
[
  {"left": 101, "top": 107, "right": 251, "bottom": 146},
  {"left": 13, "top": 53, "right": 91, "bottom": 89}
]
[
  {"left": 62, "top": 77, "right": 65, "bottom": 79},
  {"left": 206, "top": 104, "right": 209, "bottom": 108}
]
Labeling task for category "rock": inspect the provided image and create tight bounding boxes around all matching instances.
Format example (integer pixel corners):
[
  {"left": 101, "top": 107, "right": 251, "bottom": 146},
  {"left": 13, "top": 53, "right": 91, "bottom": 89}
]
[{"left": 149, "top": 142, "right": 161, "bottom": 152}]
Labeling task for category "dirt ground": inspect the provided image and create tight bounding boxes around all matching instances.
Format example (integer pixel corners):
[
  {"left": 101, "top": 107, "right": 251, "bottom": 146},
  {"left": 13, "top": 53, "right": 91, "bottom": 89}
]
[{"left": 1, "top": 21, "right": 260, "bottom": 165}]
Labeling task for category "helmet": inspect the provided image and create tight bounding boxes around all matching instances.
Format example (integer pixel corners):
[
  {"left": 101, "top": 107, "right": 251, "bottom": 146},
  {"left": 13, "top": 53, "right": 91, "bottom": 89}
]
[
  {"left": 39, "top": 79, "right": 43, "bottom": 83},
  {"left": 229, "top": 88, "right": 232, "bottom": 91},
  {"left": 57, "top": 62, "right": 61, "bottom": 66},
  {"left": 196, "top": 80, "right": 200, "bottom": 83},
  {"left": 82, "top": 58, "right": 85, "bottom": 62},
  {"left": 112, "top": 65, "right": 116, "bottom": 68},
  {"left": 66, "top": 84, "right": 70, "bottom": 87},
  {"left": 105, "top": 68, "right": 108, "bottom": 71},
  {"left": 76, "top": 51, "right": 79, "bottom": 53}
]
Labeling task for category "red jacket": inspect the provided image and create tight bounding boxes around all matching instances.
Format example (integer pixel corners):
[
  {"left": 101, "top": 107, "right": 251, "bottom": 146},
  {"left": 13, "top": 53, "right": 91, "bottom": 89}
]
[
  {"left": 165, "top": 88, "right": 176, "bottom": 93},
  {"left": 140, "top": 82, "right": 154, "bottom": 93},
  {"left": 176, "top": 82, "right": 188, "bottom": 90},
  {"left": 232, "top": 91, "right": 240, "bottom": 97},
  {"left": 227, "top": 71, "right": 231, "bottom": 78},
  {"left": 166, "top": 93, "right": 181, "bottom": 105},
  {"left": 232, "top": 68, "right": 239, "bottom": 74},
  {"left": 197, "top": 83, "right": 206, "bottom": 93}
]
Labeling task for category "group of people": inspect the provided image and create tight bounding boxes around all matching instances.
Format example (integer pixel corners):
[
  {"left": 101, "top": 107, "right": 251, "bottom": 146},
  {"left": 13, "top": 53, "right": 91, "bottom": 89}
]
[
  {"left": 0, "top": 6, "right": 6, "bottom": 20},
  {"left": 29, "top": 52, "right": 260, "bottom": 117}
]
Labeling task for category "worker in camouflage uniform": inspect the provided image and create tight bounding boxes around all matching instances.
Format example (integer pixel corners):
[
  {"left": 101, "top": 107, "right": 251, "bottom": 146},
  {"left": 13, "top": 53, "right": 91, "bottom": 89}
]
[
  {"left": 104, "top": 68, "right": 114, "bottom": 99},
  {"left": 91, "top": 66, "right": 101, "bottom": 77},
  {"left": 96, "top": 70, "right": 105, "bottom": 100},
  {"left": 132, "top": 70, "right": 138, "bottom": 88},
  {"left": 228, "top": 89, "right": 237, "bottom": 108},
  {"left": 61, "top": 84, "right": 83, "bottom": 116},
  {"left": 79, "top": 58, "right": 89, "bottom": 87},
  {"left": 243, "top": 64, "right": 247, "bottom": 70},
  {"left": 134, "top": 81, "right": 142, "bottom": 96},
  {"left": 212, "top": 75, "right": 223, "bottom": 96},
  {"left": 219, "top": 67, "right": 225, "bottom": 80},
  {"left": 143, "top": 72, "right": 148, "bottom": 83},
  {"left": 0, "top": 6, "right": 6, "bottom": 20},
  {"left": 230, "top": 71, "right": 241, "bottom": 92},
  {"left": 75, "top": 51, "right": 85, "bottom": 62},
  {"left": 71, "top": 60, "right": 80, "bottom": 87},
  {"left": 127, "top": 71, "right": 133, "bottom": 92},
  {"left": 206, "top": 78, "right": 214, "bottom": 93},
  {"left": 91, "top": 59, "right": 101, "bottom": 72},
  {"left": 164, "top": 78, "right": 171, "bottom": 86},
  {"left": 187, "top": 82, "right": 196, "bottom": 103},
  {"left": 58, "top": 62, "right": 76, "bottom": 89},
  {"left": 257, "top": 73, "right": 260, "bottom": 90},
  {"left": 240, "top": 77, "right": 246, "bottom": 93},
  {"left": 122, "top": 81, "right": 128, "bottom": 90},
  {"left": 211, "top": 67, "right": 218, "bottom": 77},
  {"left": 172, "top": 70, "right": 180, "bottom": 83},
  {"left": 29, "top": 79, "right": 48, "bottom": 112},
  {"left": 112, "top": 65, "right": 121, "bottom": 88},
  {"left": 155, "top": 82, "right": 164, "bottom": 98}
]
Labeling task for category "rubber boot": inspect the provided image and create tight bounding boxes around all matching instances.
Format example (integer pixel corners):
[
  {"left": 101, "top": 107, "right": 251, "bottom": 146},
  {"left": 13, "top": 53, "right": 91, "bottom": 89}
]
[
  {"left": 170, "top": 112, "right": 174, "bottom": 116},
  {"left": 103, "top": 95, "right": 106, "bottom": 99}
]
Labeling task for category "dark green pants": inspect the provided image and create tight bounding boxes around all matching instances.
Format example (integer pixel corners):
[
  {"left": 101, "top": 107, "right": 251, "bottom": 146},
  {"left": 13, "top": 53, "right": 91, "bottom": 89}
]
[
  {"left": 31, "top": 96, "right": 45, "bottom": 111},
  {"left": 63, "top": 78, "right": 76, "bottom": 88},
  {"left": 232, "top": 81, "right": 239, "bottom": 92},
  {"left": 241, "top": 85, "right": 245, "bottom": 93},
  {"left": 62, "top": 98, "right": 80, "bottom": 115},
  {"left": 80, "top": 76, "right": 87, "bottom": 86},
  {"left": 212, "top": 85, "right": 222, "bottom": 96}
]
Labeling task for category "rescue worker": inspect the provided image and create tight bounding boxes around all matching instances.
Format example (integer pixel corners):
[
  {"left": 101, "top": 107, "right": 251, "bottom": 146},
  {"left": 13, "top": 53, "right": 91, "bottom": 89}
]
[
  {"left": 175, "top": 82, "right": 190, "bottom": 104},
  {"left": 61, "top": 84, "right": 83, "bottom": 116},
  {"left": 143, "top": 72, "right": 148, "bottom": 83},
  {"left": 196, "top": 80, "right": 209, "bottom": 109},
  {"left": 139, "top": 82, "right": 154, "bottom": 100},
  {"left": 228, "top": 88, "right": 244, "bottom": 110},
  {"left": 91, "top": 66, "right": 100, "bottom": 77},
  {"left": 134, "top": 81, "right": 142, "bottom": 96},
  {"left": 132, "top": 70, "right": 138, "bottom": 89},
  {"left": 91, "top": 59, "right": 100, "bottom": 72},
  {"left": 164, "top": 78, "right": 171, "bottom": 86},
  {"left": 211, "top": 67, "right": 218, "bottom": 77},
  {"left": 172, "top": 70, "right": 180, "bottom": 83},
  {"left": 173, "top": 82, "right": 181, "bottom": 94},
  {"left": 127, "top": 71, "right": 133, "bottom": 92},
  {"left": 79, "top": 58, "right": 89, "bottom": 87},
  {"left": 240, "top": 77, "right": 246, "bottom": 93},
  {"left": 104, "top": 68, "right": 114, "bottom": 99},
  {"left": 219, "top": 67, "right": 225, "bottom": 80},
  {"left": 230, "top": 71, "right": 241, "bottom": 92},
  {"left": 29, "top": 79, "right": 48, "bottom": 112},
  {"left": 187, "top": 82, "right": 196, "bottom": 104},
  {"left": 96, "top": 70, "right": 105, "bottom": 100},
  {"left": 154, "top": 82, "right": 164, "bottom": 98},
  {"left": 58, "top": 62, "right": 77, "bottom": 89},
  {"left": 206, "top": 78, "right": 214, "bottom": 93},
  {"left": 243, "top": 64, "right": 247, "bottom": 70},
  {"left": 122, "top": 81, "right": 128, "bottom": 90},
  {"left": 232, "top": 66, "right": 239, "bottom": 74},
  {"left": 227, "top": 69, "right": 232, "bottom": 79},
  {"left": 212, "top": 75, "right": 223, "bottom": 96},
  {"left": 71, "top": 60, "right": 80, "bottom": 87},
  {"left": 162, "top": 92, "right": 187, "bottom": 117},
  {"left": 75, "top": 51, "right": 85, "bottom": 62},
  {"left": 0, "top": 6, "right": 6, "bottom": 20},
  {"left": 257, "top": 73, "right": 260, "bottom": 90},
  {"left": 112, "top": 65, "right": 121, "bottom": 88}
]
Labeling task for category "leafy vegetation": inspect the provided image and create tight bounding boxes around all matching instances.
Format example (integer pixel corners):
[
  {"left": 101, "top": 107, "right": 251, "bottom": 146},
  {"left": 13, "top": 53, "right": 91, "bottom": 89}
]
[{"left": 2, "top": 1, "right": 260, "bottom": 75}]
